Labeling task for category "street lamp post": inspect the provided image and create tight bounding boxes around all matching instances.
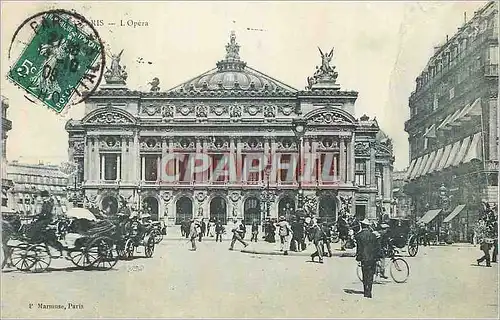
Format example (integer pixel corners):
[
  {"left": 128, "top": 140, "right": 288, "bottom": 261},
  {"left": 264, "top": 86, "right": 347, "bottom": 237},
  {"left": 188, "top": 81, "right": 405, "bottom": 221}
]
[
  {"left": 438, "top": 183, "right": 449, "bottom": 244},
  {"left": 292, "top": 119, "right": 307, "bottom": 211},
  {"left": 263, "top": 166, "right": 271, "bottom": 221}
]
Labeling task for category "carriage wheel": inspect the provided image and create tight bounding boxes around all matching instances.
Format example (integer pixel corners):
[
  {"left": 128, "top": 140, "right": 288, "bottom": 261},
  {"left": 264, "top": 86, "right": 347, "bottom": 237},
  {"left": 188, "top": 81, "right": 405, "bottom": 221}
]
[
  {"left": 407, "top": 236, "right": 419, "bottom": 257},
  {"left": 88, "top": 237, "right": 119, "bottom": 271},
  {"left": 124, "top": 238, "right": 135, "bottom": 260},
  {"left": 68, "top": 245, "right": 98, "bottom": 270},
  {"left": 144, "top": 236, "right": 155, "bottom": 258},
  {"left": 152, "top": 229, "right": 163, "bottom": 244},
  {"left": 10, "top": 244, "right": 36, "bottom": 272},
  {"left": 389, "top": 257, "right": 409, "bottom": 283},
  {"left": 28, "top": 244, "right": 52, "bottom": 273}
]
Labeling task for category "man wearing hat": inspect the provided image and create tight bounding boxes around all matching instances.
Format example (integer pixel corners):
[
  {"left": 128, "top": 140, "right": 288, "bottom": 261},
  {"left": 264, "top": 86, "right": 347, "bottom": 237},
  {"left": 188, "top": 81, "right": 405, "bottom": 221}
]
[
  {"left": 355, "top": 218, "right": 382, "bottom": 298},
  {"left": 188, "top": 219, "right": 200, "bottom": 251}
]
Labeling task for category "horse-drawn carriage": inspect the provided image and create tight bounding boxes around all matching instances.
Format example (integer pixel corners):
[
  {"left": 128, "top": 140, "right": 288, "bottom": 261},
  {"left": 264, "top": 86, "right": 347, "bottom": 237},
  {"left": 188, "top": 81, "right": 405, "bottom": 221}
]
[
  {"left": 384, "top": 218, "right": 419, "bottom": 257},
  {"left": 118, "top": 215, "right": 156, "bottom": 260},
  {"left": 3, "top": 208, "right": 121, "bottom": 272}
]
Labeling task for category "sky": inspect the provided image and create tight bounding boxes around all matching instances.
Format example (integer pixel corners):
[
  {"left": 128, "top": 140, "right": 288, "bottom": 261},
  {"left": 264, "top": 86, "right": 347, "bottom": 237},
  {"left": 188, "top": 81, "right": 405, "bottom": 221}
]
[{"left": 0, "top": 1, "right": 488, "bottom": 170}]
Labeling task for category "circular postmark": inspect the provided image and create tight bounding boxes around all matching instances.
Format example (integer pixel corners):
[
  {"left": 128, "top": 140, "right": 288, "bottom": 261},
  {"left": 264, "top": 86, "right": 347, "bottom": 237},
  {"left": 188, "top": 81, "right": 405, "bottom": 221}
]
[{"left": 7, "top": 9, "right": 106, "bottom": 113}]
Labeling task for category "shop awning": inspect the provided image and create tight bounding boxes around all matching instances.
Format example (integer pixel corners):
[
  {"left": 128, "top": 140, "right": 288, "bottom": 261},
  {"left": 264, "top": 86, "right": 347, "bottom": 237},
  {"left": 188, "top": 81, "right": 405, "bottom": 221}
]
[
  {"left": 415, "top": 154, "right": 429, "bottom": 179},
  {"left": 444, "top": 140, "right": 461, "bottom": 169},
  {"left": 421, "top": 150, "right": 436, "bottom": 176},
  {"left": 463, "top": 132, "right": 482, "bottom": 163},
  {"left": 409, "top": 157, "right": 423, "bottom": 180},
  {"left": 406, "top": 159, "right": 417, "bottom": 179},
  {"left": 437, "top": 144, "right": 453, "bottom": 171},
  {"left": 429, "top": 148, "right": 444, "bottom": 173},
  {"left": 453, "top": 136, "right": 471, "bottom": 166},
  {"left": 417, "top": 209, "right": 442, "bottom": 224},
  {"left": 443, "top": 204, "right": 466, "bottom": 223}
]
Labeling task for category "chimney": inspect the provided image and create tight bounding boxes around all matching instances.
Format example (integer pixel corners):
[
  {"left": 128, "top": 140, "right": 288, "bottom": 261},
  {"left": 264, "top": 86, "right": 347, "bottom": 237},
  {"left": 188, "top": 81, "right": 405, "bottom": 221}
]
[
  {"left": 446, "top": 35, "right": 449, "bottom": 42},
  {"left": 464, "top": 12, "right": 467, "bottom": 24}
]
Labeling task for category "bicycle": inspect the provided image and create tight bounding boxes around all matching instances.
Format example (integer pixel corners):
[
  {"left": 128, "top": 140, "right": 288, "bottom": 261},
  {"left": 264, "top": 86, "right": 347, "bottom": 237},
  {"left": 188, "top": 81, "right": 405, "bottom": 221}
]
[{"left": 357, "top": 255, "right": 409, "bottom": 283}]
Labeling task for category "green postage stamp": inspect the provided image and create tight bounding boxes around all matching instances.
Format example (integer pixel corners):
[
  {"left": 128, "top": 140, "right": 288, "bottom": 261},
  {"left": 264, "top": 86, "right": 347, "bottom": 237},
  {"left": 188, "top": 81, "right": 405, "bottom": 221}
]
[{"left": 7, "top": 11, "right": 104, "bottom": 113}]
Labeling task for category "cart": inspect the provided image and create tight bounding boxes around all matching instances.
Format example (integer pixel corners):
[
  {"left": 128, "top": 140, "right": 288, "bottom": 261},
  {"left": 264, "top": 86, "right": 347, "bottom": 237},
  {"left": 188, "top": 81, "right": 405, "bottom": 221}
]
[{"left": 386, "top": 218, "right": 419, "bottom": 257}]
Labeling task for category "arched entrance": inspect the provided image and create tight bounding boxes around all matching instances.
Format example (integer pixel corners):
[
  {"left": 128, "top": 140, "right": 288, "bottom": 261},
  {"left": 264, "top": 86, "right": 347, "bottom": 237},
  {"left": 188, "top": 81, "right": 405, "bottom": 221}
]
[
  {"left": 210, "top": 196, "right": 227, "bottom": 224},
  {"left": 175, "top": 196, "right": 193, "bottom": 225},
  {"left": 143, "top": 196, "right": 159, "bottom": 221},
  {"left": 101, "top": 195, "right": 119, "bottom": 215},
  {"left": 278, "top": 196, "right": 295, "bottom": 220},
  {"left": 244, "top": 197, "right": 261, "bottom": 225},
  {"left": 319, "top": 195, "right": 337, "bottom": 224}
]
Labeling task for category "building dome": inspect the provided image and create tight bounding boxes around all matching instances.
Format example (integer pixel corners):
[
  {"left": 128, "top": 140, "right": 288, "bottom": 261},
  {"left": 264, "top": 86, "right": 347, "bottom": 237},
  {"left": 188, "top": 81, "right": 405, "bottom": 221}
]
[{"left": 169, "top": 31, "right": 296, "bottom": 94}]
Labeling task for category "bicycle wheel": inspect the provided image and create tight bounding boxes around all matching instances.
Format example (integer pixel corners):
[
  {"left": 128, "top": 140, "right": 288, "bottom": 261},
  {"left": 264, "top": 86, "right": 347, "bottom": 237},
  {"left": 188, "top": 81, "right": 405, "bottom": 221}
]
[
  {"left": 389, "top": 257, "right": 409, "bottom": 283},
  {"left": 407, "top": 236, "right": 418, "bottom": 257}
]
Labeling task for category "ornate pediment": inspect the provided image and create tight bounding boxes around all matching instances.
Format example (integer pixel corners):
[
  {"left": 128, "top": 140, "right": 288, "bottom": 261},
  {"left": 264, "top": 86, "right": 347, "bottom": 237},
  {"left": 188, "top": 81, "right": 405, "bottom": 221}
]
[
  {"left": 83, "top": 107, "right": 136, "bottom": 125},
  {"left": 304, "top": 108, "right": 355, "bottom": 126},
  {"left": 309, "top": 111, "right": 350, "bottom": 125},
  {"left": 354, "top": 142, "right": 370, "bottom": 156}
]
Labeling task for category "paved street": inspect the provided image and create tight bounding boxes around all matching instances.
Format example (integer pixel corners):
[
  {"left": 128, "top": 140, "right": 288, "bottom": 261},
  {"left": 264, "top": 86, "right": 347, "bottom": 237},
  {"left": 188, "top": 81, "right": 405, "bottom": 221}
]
[{"left": 1, "top": 240, "right": 498, "bottom": 319}]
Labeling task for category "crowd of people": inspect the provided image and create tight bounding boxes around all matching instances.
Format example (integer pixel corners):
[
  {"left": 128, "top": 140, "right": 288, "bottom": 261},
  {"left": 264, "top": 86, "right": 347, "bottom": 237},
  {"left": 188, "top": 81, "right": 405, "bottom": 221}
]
[{"left": 475, "top": 203, "right": 498, "bottom": 267}]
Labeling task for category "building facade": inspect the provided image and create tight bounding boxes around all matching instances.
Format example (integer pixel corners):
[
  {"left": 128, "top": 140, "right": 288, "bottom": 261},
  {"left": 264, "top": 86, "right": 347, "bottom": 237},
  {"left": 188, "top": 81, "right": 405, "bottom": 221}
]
[
  {"left": 404, "top": 1, "right": 498, "bottom": 241},
  {"left": 1, "top": 96, "right": 13, "bottom": 212},
  {"left": 7, "top": 161, "right": 69, "bottom": 215},
  {"left": 66, "top": 32, "right": 395, "bottom": 225},
  {"left": 392, "top": 169, "right": 410, "bottom": 219}
]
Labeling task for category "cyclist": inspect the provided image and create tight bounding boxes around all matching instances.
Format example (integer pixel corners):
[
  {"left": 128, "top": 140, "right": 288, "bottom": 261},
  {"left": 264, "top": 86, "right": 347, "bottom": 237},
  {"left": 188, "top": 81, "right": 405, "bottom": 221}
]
[{"left": 373, "top": 222, "right": 390, "bottom": 279}]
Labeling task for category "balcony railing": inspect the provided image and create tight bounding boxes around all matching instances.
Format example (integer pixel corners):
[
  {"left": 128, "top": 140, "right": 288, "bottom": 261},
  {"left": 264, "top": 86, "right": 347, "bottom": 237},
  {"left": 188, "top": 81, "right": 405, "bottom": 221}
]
[{"left": 484, "top": 64, "right": 498, "bottom": 77}]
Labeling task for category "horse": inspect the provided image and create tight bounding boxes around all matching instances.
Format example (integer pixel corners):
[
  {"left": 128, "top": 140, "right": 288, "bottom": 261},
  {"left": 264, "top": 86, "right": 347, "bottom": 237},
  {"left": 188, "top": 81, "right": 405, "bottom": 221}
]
[{"left": 1, "top": 214, "right": 22, "bottom": 269}]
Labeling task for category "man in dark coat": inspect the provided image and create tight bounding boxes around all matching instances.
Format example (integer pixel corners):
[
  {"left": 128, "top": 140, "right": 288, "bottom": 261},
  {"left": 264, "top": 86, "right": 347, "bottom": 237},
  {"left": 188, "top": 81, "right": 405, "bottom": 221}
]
[
  {"left": 199, "top": 219, "right": 206, "bottom": 242},
  {"left": 355, "top": 218, "right": 381, "bottom": 298},
  {"left": 309, "top": 219, "right": 325, "bottom": 263},
  {"left": 337, "top": 213, "right": 349, "bottom": 251}
]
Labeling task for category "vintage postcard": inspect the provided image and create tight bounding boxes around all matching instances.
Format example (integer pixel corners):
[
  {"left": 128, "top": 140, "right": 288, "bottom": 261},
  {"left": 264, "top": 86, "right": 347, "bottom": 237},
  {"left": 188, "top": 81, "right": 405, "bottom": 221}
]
[{"left": 1, "top": 1, "right": 498, "bottom": 319}]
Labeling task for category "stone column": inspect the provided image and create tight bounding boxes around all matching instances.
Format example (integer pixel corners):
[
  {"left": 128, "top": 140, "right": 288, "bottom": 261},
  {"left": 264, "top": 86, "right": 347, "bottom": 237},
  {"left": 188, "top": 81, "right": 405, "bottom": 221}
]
[
  {"left": 348, "top": 134, "right": 355, "bottom": 185},
  {"left": 121, "top": 137, "right": 127, "bottom": 181},
  {"left": 84, "top": 137, "right": 90, "bottom": 181},
  {"left": 230, "top": 138, "right": 236, "bottom": 183},
  {"left": 368, "top": 142, "right": 376, "bottom": 186},
  {"left": 195, "top": 138, "right": 202, "bottom": 183},
  {"left": 383, "top": 165, "right": 392, "bottom": 200},
  {"left": 339, "top": 137, "right": 346, "bottom": 183},
  {"left": 161, "top": 137, "right": 168, "bottom": 182},
  {"left": 134, "top": 133, "right": 141, "bottom": 183},
  {"left": 311, "top": 140, "right": 319, "bottom": 183},
  {"left": 303, "top": 138, "right": 311, "bottom": 186},
  {"left": 236, "top": 138, "right": 242, "bottom": 183},
  {"left": 93, "top": 137, "right": 101, "bottom": 181},
  {"left": 270, "top": 137, "right": 277, "bottom": 184},
  {"left": 100, "top": 152, "right": 105, "bottom": 180}
]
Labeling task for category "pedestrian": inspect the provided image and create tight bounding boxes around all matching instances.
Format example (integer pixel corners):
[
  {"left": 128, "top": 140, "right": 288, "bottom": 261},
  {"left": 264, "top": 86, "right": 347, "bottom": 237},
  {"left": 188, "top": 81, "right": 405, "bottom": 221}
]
[
  {"left": 251, "top": 220, "right": 259, "bottom": 242},
  {"left": 277, "top": 216, "right": 292, "bottom": 255},
  {"left": 208, "top": 218, "right": 216, "bottom": 237},
  {"left": 309, "top": 218, "right": 325, "bottom": 263},
  {"left": 355, "top": 219, "right": 382, "bottom": 298},
  {"left": 322, "top": 222, "right": 333, "bottom": 257},
  {"left": 215, "top": 219, "right": 224, "bottom": 242},
  {"left": 337, "top": 213, "right": 349, "bottom": 251},
  {"left": 199, "top": 219, "right": 206, "bottom": 242},
  {"left": 229, "top": 219, "right": 248, "bottom": 250},
  {"left": 188, "top": 219, "right": 200, "bottom": 251}
]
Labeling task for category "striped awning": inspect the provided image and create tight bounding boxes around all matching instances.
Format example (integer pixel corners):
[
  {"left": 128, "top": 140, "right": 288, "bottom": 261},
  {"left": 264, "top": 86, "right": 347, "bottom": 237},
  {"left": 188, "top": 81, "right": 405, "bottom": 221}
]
[
  {"left": 444, "top": 140, "right": 461, "bottom": 169},
  {"left": 415, "top": 154, "right": 429, "bottom": 179},
  {"left": 437, "top": 144, "right": 453, "bottom": 171},
  {"left": 453, "top": 136, "right": 471, "bottom": 167},
  {"left": 406, "top": 159, "right": 417, "bottom": 179},
  {"left": 409, "top": 157, "right": 424, "bottom": 180},
  {"left": 463, "top": 132, "right": 482, "bottom": 163},
  {"left": 443, "top": 204, "right": 466, "bottom": 223},
  {"left": 417, "top": 209, "right": 442, "bottom": 224},
  {"left": 421, "top": 150, "right": 436, "bottom": 176},
  {"left": 429, "top": 148, "right": 444, "bottom": 173}
]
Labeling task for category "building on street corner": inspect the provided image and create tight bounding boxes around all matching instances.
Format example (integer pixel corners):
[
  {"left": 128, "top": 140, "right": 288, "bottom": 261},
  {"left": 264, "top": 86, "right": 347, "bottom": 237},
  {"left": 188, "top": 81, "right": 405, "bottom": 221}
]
[
  {"left": 404, "top": 1, "right": 498, "bottom": 242},
  {"left": 6, "top": 161, "right": 69, "bottom": 215},
  {"left": 1, "top": 96, "right": 13, "bottom": 213},
  {"left": 66, "top": 31, "right": 395, "bottom": 225}
]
